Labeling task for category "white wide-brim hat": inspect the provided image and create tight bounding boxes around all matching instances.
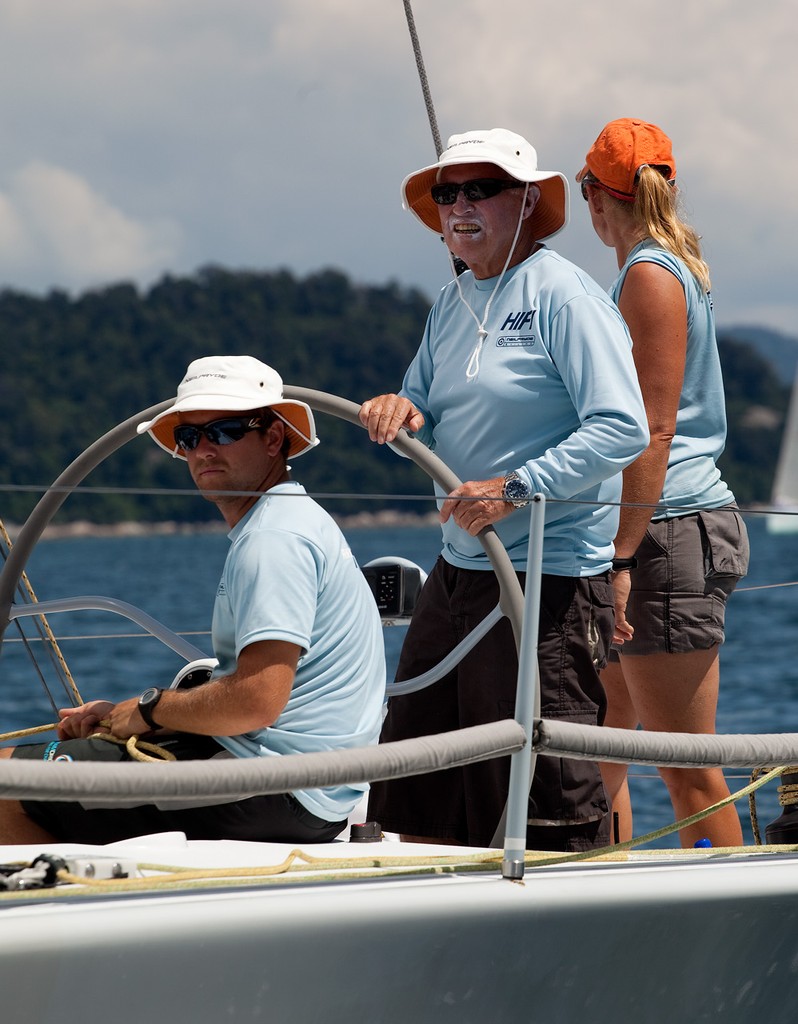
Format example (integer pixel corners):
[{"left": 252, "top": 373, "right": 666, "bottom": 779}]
[
  {"left": 137, "top": 355, "right": 318, "bottom": 460},
  {"left": 402, "top": 128, "right": 569, "bottom": 242}
]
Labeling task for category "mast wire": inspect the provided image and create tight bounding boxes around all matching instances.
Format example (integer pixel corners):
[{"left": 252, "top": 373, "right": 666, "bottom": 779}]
[
  {"left": 402, "top": 0, "right": 442, "bottom": 157},
  {"left": 0, "top": 519, "right": 83, "bottom": 708},
  {"left": 401, "top": 0, "right": 468, "bottom": 276}
]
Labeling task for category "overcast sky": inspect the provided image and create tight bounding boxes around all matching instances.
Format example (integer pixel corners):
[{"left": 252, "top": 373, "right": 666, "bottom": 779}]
[{"left": 0, "top": 1, "right": 794, "bottom": 335}]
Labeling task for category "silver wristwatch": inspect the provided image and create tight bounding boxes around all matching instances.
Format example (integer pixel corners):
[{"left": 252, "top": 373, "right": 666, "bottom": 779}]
[{"left": 502, "top": 470, "right": 530, "bottom": 508}]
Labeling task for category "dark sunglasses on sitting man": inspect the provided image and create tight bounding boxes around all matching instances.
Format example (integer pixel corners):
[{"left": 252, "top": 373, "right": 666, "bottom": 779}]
[
  {"left": 430, "top": 178, "right": 525, "bottom": 206},
  {"left": 173, "top": 415, "right": 264, "bottom": 452}
]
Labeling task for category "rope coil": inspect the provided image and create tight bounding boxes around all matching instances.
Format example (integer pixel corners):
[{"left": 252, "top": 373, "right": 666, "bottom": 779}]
[
  {"left": 776, "top": 770, "right": 798, "bottom": 806},
  {"left": 91, "top": 731, "right": 177, "bottom": 763},
  {"left": 0, "top": 721, "right": 176, "bottom": 763}
]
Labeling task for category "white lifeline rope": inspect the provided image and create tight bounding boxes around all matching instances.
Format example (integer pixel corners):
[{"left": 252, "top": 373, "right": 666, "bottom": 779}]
[{"left": 451, "top": 183, "right": 530, "bottom": 382}]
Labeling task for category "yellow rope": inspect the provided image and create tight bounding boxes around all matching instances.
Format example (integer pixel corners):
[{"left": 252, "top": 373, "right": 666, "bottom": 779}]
[
  {"left": 90, "top": 731, "right": 177, "bottom": 763},
  {"left": 0, "top": 722, "right": 60, "bottom": 742},
  {"left": 0, "top": 518, "right": 82, "bottom": 705},
  {"left": 1, "top": 768, "right": 796, "bottom": 902},
  {"left": 0, "top": 720, "right": 175, "bottom": 762},
  {"left": 9, "top": 839, "right": 798, "bottom": 903},
  {"left": 777, "top": 777, "right": 798, "bottom": 806},
  {"left": 549, "top": 762, "right": 789, "bottom": 868},
  {"left": 749, "top": 764, "right": 798, "bottom": 844}
]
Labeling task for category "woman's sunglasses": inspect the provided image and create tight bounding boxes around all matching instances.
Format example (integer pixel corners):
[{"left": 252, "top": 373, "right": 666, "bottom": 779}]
[
  {"left": 580, "top": 173, "right": 639, "bottom": 203},
  {"left": 430, "top": 178, "right": 525, "bottom": 206},
  {"left": 173, "top": 416, "right": 263, "bottom": 452}
]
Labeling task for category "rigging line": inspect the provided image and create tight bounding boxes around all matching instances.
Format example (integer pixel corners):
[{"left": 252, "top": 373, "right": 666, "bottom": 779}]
[
  {"left": 8, "top": 629, "right": 61, "bottom": 717},
  {"left": 1, "top": 558, "right": 78, "bottom": 702},
  {"left": 0, "top": 548, "right": 62, "bottom": 711},
  {"left": 0, "top": 518, "right": 82, "bottom": 706},
  {"left": 401, "top": 0, "right": 469, "bottom": 278},
  {"left": 402, "top": 0, "right": 442, "bottom": 156},
  {"left": 9, "top": 616, "right": 70, "bottom": 713}
]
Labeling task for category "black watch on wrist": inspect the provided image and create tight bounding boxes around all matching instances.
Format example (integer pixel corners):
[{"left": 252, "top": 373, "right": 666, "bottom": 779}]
[
  {"left": 611, "top": 556, "right": 638, "bottom": 572},
  {"left": 502, "top": 470, "right": 530, "bottom": 509},
  {"left": 137, "top": 687, "right": 164, "bottom": 730}
]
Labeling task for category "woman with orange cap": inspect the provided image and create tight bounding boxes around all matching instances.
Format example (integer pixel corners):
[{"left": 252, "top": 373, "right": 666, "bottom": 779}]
[{"left": 578, "top": 118, "right": 749, "bottom": 847}]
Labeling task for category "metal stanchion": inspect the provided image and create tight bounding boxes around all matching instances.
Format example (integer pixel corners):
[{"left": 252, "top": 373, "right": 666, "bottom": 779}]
[{"left": 501, "top": 494, "right": 545, "bottom": 880}]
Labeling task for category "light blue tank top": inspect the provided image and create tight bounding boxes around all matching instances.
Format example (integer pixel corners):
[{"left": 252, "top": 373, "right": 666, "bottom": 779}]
[{"left": 610, "top": 242, "right": 734, "bottom": 518}]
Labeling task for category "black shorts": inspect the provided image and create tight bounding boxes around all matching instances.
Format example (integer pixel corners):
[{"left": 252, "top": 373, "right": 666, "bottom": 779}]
[
  {"left": 13, "top": 733, "right": 345, "bottom": 845},
  {"left": 612, "top": 506, "right": 749, "bottom": 657},
  {"left": 367, "top": 557, "right": 614, "bottom": 851}
]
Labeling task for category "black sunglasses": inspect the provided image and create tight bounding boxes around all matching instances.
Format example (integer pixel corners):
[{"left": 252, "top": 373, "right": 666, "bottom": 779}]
[
  {"left": 173, "top": 416, "right": 263, "bottom": 452},
  {"left": 430, "top": 178, "right": 525, "bottom": 206}
]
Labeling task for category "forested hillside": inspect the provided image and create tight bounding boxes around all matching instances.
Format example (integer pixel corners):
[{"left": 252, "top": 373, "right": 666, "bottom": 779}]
[
  {"left": 0, "top": 266, "right": 790, "bottom": 526},
  {"left": 0, "top": 267, "right": 433, "bottom": 525}
]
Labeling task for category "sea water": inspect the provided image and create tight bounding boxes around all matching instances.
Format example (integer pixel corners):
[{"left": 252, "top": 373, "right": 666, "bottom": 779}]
[{"left": 2, "top": 514, "right": 796, "bottom": 847}]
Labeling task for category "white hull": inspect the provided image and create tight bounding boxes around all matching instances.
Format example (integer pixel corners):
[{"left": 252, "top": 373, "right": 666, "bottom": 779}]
[{"left": 2, "top": 835, "right": 798, "bottom": 1023}]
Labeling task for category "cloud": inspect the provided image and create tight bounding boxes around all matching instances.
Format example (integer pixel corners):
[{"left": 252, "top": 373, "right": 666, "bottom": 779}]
[
  {"left": 0, "top": 1, "right": 793, "bottom": 332},
  {"left": 0, "top": 162, "right": 181, "bottom": 291}
]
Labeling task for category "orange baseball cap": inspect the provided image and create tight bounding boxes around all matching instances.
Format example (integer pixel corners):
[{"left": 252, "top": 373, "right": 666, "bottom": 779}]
[{"left": 577, "top": 118, "right": 676, "bottom": 199}]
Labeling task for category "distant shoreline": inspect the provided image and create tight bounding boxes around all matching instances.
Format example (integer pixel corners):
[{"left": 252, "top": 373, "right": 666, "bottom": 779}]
[
  {"left": 5, "top": 510, "right": 442, "bottom": 542},
  {"left": 4, "top": 505, "right": 782, "bottom": 543}
]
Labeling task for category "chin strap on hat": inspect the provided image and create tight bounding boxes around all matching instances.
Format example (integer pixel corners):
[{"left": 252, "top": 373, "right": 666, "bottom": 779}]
[{"left": 457, "top": 184, "right": 531, "bottom": 383}]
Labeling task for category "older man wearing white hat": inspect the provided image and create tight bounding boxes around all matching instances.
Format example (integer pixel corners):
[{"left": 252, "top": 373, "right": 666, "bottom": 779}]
[
  {"left": 0, "top": 356, "right": 385, "bottom": 847},
  {"left": 360, "top": 128, "right": 649, "bottom": 852}
]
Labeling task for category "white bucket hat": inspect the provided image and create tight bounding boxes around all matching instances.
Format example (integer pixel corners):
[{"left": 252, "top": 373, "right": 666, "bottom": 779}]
[
  {"left": 137, "top": 355, "right": 318, "bottom": 460},
  {"left": 401, "top": 128, "right": 569, "bottom": 241}
]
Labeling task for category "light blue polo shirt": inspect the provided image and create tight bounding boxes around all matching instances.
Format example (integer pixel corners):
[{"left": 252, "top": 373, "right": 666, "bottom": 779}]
[{"left": 211, "top": 482, "right": 386, "bottom": 821}]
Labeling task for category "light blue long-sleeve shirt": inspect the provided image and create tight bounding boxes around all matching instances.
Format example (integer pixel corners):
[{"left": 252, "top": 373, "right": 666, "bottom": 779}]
[{"left": 400, "top": 247, "right": 649, "bottom": 575}]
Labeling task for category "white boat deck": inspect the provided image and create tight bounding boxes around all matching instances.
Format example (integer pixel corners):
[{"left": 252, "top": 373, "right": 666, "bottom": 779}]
[{"left": 2, "top": 832, "right": 798, "bottom": 1023}]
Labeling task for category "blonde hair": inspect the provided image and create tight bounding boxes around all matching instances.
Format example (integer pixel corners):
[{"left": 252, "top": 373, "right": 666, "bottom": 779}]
[{"left": 628, "top": 166, "right": 711, "bottom": 291}]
